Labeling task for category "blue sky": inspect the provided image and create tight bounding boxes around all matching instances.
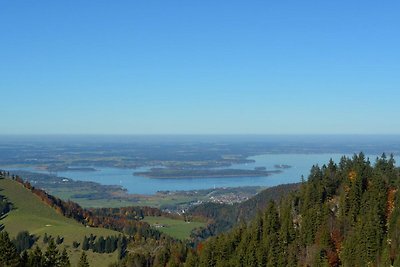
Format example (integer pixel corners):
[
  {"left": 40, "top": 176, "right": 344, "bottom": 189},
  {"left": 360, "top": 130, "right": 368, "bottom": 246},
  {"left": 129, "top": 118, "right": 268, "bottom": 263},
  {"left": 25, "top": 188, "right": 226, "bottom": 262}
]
[{"left": 1, "top": 1, "right": 399, "bottom": 134}]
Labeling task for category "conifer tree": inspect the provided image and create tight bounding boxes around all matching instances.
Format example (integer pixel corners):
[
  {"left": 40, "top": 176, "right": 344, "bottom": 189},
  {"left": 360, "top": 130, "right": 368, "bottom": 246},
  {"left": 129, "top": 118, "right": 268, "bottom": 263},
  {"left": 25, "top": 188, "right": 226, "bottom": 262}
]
[
  {"left": 44, "top": 239, "right": 60, "bottom": 267},
  {"left": 78, "top": 251, "right": 90, "bottom": 267},
  {"left": 0, "top": 231, "right": 20, "bottom": 266},
  {"left": 20, "top": 250, "right": 29, "bottom": 267},
  {"left": 117, "top": 235, "right": 127, "bottom": 260},
  {"left": 82, "top": 236, "right": 90, "bottom": 251},
  {"left": 59, "top": 248, "right": 70, "bottom": 267},
  {"left": 184, "top": 251, "right": 199, "bottom": 267},
  {"left": 29, "top": 245, "right": 44, "bottom": 267},
  {"left": 43, "top": 233, "right": 49, "bottom": 244},
  {"left": 56, "top": 235, "right": 63, "bottom": 245}
]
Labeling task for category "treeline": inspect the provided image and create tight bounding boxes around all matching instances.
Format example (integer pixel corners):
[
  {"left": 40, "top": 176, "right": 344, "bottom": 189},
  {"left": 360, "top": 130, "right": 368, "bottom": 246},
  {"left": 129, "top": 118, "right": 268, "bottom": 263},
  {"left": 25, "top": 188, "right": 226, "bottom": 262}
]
[
  {"left": 90, "top": 206, "right": 162, "bottom": 220},
  {"left": 0, "top": 175, "right": 12, "bottom": 217},
  {"left": 0, "top": 231, "right": 72, "bottom": 267},
  {"left": 43, "top": 233, "right": 64, "bottom": 245},
  {"left": 111, "top": 236, "right": 191, "bottom": 267},
  {"left": 81, "top": 234, "right": 127, "bottom": 256},
  {"left": 186, "top": 153, "right": 400, "bottom": 266},
  {"left": 0, "top": 194, "right": 12, "bottom": 217}
]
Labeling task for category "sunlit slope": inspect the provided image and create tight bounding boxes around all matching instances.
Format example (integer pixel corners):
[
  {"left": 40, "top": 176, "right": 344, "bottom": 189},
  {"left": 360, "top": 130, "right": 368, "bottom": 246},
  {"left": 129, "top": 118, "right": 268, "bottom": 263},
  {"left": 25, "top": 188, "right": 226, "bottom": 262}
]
[
  {"left": 0, "top": 178, "right": 120, "bottom": 266},
  {"left": 143, "top": 216, "right": 205, "bottom": 240}
]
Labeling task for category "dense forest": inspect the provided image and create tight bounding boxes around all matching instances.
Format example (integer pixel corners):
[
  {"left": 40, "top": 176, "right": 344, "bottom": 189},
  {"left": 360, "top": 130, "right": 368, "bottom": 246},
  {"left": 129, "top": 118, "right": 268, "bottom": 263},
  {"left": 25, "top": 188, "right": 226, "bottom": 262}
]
[
  {"left": 188, "top": 153, "right": 400, "bottom": 266},
  {"left": 190, "top": 183, "right": 300, "bottom": 240},
  {"left": 0, "top": 231, "right": 73, "bottom": 267},
  {"left": 103, "top": 153, "right": 400, "bottom": 266}
]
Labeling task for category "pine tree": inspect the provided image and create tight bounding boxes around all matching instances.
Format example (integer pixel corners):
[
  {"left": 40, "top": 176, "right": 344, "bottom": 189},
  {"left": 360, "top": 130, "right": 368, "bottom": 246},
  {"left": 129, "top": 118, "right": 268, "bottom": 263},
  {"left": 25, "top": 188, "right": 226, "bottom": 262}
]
[
  {"left": 95, "top": 236, "right": 105, "bottom": 253},
  {"left": 29, "top": 245, "right": 44, "bottom": 267},
  {"left": 20, "top": 250, "right": 29, "bottom": 267},
  {"left": 13, "top": 230, "right": 35, "bottom": 253},
  {"left": 184, "top": 251, "right": 199, "bottom": 267},
  {"left": 117, "top": 235, "right": 127, "bottom": 260},
  {"left": 199, "top": 239, "right": 217, "bottom": 267},
  {"left": 44, "top": 239, "right": 60, "bottom": 267},
  {"left": 154, "top": 246, "right": 169, "bottom": 266},
  {"left": 0, "top": 231, "right": 20, "bottom": 266},
  {"left": 105, "top": 236, "right": 113, "bottom": 253},
  {"left": 59, "top": 248, "right": 70, "bottom": 267},
  {"left": 72, "top": 241, "right": 80, "bottom": 249},
  {"left": 43, "top": 233, "right": 49, "bottom": 244},
  {"left": 82, "top": 236, "right": 89, "bottom": 251},
  {"left": 78, "top": 251, "right": 90, "bottom": 267},
  {"left": 56, "top": 235, "right": 63, "bottom": 245}
]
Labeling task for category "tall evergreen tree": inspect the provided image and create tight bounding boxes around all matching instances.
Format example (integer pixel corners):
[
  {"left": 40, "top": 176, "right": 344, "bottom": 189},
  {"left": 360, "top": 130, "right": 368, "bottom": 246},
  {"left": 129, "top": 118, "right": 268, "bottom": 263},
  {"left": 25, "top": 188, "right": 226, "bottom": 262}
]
[
  {"left": 43, "top": 239, "right": 60, "bottom": 267},
  {"left": 20, "top": 250, "right": 29, "bottom": 267},
  {"left": 12, "top": 230, "right": 35, "bottom": 253},
  {"left": 117, "top": 235, "right": 127, "bottom": 260},
  {"left": 82, "top": 236, "right": 90, "bottom": 251},
  {"left": 28, "top": 246, "right": 44, "bottom": 267},
  {"left": 0, "top": 231, "right": 20, "bottom": 267},
  {"left": 59, "top": 248, "right": 70, "bottom": 267},
  {"left": 78, "top": 251, "right": 90, "bottom": 267}
]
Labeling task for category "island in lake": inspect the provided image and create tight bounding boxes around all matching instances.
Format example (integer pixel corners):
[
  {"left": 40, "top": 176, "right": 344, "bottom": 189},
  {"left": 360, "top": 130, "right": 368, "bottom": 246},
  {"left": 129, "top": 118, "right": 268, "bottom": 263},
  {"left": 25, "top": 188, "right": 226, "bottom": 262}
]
[
  {"left": 134, "top": 168, "right": 282, "bottom": 179},
  {"left": 46, "top": 166, "right": 98, "bottom": 172},
  {"left": 274, "top": 164, "right": 292, "bottom": 169}
]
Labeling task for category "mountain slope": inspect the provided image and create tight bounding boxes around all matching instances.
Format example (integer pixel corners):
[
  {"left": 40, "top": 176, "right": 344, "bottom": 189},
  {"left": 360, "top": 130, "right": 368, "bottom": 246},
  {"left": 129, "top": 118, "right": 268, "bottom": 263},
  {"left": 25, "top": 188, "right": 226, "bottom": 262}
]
[
  {"left": 191, "top": 153, "right": 400, "bottom": 266},
  {"left": 0, "top": 177, "right": 121, "bottom": 266},
  {"left": 189, "top": 183, "right": 300, "bottom": 239}
]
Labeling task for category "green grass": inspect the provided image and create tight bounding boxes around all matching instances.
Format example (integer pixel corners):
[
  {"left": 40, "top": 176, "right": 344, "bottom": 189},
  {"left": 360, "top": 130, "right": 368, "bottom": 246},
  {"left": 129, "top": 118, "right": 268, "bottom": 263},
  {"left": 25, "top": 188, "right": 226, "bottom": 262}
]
[
  {"left": 68, "top": 198, "right": 140, "bottom": 208},
  {"left": 47, "top": 186, "right": 199, "bottom": 209},
  {"left": 0, "top": 178, "right": 121, "bottom": 266},
  {"left": 47, "top": 187, "right": 139, "bottom": 208},
  {"left": 142, "top": 216, "right": 205, "bottom": 240}
]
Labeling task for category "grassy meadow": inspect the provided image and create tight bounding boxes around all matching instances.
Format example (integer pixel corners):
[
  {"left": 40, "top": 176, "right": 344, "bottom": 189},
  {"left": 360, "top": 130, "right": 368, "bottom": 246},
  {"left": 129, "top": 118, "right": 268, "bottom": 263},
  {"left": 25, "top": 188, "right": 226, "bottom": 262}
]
[
  {"left": 142, "top": 216, "right": 205, "bottom": 240},
  {"left": 0, "top": 178, "right": 121, "bottom": 266}
]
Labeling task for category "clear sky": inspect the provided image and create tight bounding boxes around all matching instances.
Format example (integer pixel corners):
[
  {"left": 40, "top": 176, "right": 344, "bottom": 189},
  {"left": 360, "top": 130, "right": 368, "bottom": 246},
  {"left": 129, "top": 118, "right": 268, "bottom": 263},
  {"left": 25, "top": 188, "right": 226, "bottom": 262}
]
[{"left": 1, "top": 1, "right": 399, "bottom": 135}]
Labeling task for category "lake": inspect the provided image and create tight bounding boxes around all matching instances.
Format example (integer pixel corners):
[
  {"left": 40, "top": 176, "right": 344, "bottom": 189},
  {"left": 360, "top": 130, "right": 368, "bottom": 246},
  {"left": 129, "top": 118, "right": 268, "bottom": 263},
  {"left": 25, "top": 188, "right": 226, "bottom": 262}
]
[{"left": 5, "top": 153, "right": 398, "bottom": 194}]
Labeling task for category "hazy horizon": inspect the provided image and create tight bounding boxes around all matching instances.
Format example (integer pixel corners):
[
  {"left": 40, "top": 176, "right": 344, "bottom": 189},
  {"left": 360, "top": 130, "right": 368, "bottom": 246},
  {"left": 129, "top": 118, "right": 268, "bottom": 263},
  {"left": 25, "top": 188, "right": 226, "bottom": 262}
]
[{"left": 1, "top": 133, "right": 400, "bottom": 144}]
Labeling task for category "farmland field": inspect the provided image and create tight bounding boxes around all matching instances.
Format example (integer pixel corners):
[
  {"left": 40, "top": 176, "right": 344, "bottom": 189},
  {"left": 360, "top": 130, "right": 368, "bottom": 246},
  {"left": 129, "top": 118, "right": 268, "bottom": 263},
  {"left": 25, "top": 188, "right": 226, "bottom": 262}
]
[{"left": 142, "top": 216, "right": 205, "bottom": 240}]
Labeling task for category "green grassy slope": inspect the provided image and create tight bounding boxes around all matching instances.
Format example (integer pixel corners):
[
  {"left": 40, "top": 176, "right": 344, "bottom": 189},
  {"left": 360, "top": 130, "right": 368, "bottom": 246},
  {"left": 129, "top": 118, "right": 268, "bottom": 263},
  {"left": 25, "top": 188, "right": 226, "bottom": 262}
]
[
  {"left": 143, "top": 216, "right": 205, "bottom": 240},
  {"left": 0, "top": 178, "right": 120, "bottom": 266}
]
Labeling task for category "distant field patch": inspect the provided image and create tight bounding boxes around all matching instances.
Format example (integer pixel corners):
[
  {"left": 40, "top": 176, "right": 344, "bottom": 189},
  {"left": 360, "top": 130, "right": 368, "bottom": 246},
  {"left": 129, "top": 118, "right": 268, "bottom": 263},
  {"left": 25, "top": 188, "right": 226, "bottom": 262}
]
[{"left": 142, "top": 216, "right": 205, "bottom": 240}]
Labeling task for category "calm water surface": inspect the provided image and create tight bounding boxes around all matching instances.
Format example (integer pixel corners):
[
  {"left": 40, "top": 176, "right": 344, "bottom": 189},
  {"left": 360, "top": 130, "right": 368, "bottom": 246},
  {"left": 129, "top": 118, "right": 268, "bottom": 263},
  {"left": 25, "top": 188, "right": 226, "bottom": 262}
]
[{"left": 6, "top": 153, "right": 399, "bottom": 194}]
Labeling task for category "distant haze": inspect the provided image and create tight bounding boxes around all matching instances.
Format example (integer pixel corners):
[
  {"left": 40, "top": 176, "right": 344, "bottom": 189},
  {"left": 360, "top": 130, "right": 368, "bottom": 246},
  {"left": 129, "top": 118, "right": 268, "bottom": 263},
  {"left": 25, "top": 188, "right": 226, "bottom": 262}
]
[{"left": 1, "top": 134, "right": 400, "bottom": 150}]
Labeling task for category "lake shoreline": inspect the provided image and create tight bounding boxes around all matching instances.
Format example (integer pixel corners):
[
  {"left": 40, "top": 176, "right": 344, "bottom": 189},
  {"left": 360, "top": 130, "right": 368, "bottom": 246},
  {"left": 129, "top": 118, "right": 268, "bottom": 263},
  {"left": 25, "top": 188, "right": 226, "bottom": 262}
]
[{"left": 134, "top": 168, "right": 282, "bottom": 179}]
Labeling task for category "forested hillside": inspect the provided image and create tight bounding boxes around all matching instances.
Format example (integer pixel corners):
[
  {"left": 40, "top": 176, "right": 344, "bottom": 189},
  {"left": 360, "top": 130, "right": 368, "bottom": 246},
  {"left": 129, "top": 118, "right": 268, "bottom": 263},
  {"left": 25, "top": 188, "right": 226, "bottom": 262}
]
[
  {"left": 189, "top": 153, "right": 400, "bottom": 266},
  {"left": 189, "top": 183, "right": 300, "bottom": 239}
]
